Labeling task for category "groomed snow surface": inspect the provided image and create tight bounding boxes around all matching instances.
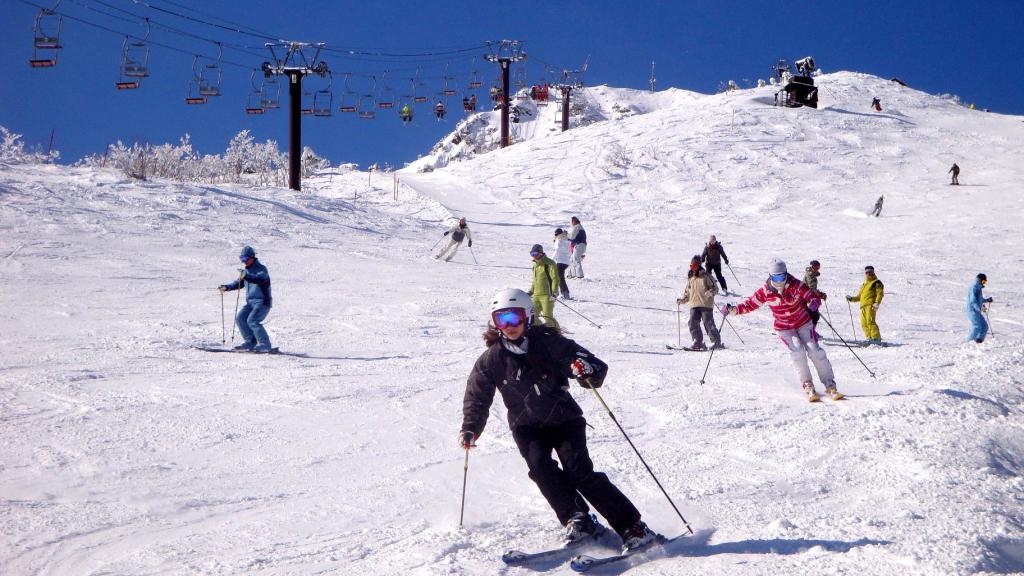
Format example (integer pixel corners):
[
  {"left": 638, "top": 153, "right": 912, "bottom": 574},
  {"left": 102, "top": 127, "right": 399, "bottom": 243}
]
[{"left": 2, "top": 72, "right": 1022, "bottom": 575}]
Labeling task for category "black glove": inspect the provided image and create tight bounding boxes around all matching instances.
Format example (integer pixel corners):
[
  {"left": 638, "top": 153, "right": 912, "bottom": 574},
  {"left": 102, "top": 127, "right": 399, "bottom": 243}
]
[
  {"left": 846, "top": 296, "right": 855, "bottom": 302},
  {"left": 819, "top": 292, "right": 827, "bottom": 301},
  {"left": 458, "top": 430, "right": 477, "bottom": 449},
  {"left": 985, "top": 297, "right": 993, "bottom": 303},
  {"left": 468, "top": 240, "right": 473, "bottom": 248},
  {"left": 443, "top": 231, "right": 450, "bottom": 237}
]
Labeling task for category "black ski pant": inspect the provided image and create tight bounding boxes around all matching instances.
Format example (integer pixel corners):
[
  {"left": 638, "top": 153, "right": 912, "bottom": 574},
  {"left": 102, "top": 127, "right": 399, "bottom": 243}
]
[
  {"left": 689, "top": 307, "right": 721, "bottom": 347},
  {"left": 707, "top": 263, "right": 728, "bottom": 291},
  {"left": 512, "top": 418, "right": 640, "bottom": 536},
  {"left": 556, "top": 263, "right": 571, "bottom": 297}
]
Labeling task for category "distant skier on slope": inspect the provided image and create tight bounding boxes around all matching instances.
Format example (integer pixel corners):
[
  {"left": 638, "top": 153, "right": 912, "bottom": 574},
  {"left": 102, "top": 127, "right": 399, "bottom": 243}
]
[
  {"left": 846, "top": 265, "right": 885, "bottom": 344},
  {"left": 218, "top": 246, "right": 274, "bottom": 352},
  {"left": 723, "top": 259, "right": 843, "bottom": 402},
  {"left": 871, "top": 195, "right": 884, "bottom": 217},
  {"left": 552, "top": 228, "right": 572, "bottom": 300},
  {"left": 459, "top": 288, "right": 659, "bottom": 551},
  {"left": 567, "top": 217, "right": 587, "bottom": 279},
  {"left": 701, "top": 235, "right": 730, "bottom": 294},
  {"left": 949, "top": 163, "right": 960, "bottom": 185},
  {"left": 529, "top": 244, "right": 561, "bottom": 328},
  {"left": 871, "top": 97, "right": 882, "bottom": 112},
  {"left": 967, "top": 273, "right": 994, "bottom": 343},
  {"left": 435, "top": 217, "right": 472, "bottom": 262},
  {"left": 677, "top": 256, "right": 723, "bottom": 350},
  {"left": 803, "top": 260, "right": 828, "bottom": 327}
]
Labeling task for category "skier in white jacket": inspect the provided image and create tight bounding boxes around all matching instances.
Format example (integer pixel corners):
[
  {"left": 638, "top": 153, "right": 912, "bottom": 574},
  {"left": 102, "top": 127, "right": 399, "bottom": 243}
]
[{"left": 552, "top": 228, "right": 572, "bottom": 300}]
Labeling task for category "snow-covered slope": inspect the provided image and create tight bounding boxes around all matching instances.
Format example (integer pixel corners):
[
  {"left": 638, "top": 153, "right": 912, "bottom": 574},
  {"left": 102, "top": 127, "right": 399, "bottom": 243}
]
[{"left": 2, "top": 71, "right": 1023, "bottom": 575}]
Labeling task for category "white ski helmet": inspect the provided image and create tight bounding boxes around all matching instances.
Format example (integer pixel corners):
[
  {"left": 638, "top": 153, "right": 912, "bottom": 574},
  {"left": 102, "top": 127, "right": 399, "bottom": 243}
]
[
  {"left": 769, "top": 258, "right": 788, "bottom": 276},
  {"left": 490, "top": 288, "right": 534, "bottom": 318}
]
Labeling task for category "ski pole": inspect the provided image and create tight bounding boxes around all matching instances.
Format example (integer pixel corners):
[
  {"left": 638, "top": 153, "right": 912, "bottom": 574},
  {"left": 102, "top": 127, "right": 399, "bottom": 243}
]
[
  {"left": 556, "top": 297, "right": 602, "bottom": 329},
  {"left": 675, "top": 300, "right": 682, "bottom": 348},
  {"left": 231, "top": 287, "right": 241, "bottom": 342},
  {"left": 824, "top": 299, "right": 833, "bottom": 324},
  {"left": 984, "top": 303, "right": 994, "bottom": 337},
  {"left": 469, "top": 245, "right": 478, "bottom": 265},
  {"left": 847, "top": 300, "right": 859, "bottom": 340},
  {"left": 429, "top": 235, "right": 445, "bottom": 254},
  {"left": 459, "top": 447, "right": 470, "bottom": 528},
  {"left": 722, "top": 313, "right": 745, "bottom": 345},
  {"left": 726, "top": 262, "right": 741, "bottom": 287},
  {"left": 820, "top": 315, "right": 876, "bottom": 378},
  {"left": 700, "top": 314, "right": 728, "bottom": 385},
  {"left": 221, "top": 290, "right": 226, "bottom": 344},
  {"left": 586, "top": 384, "right": 694, "bottom": 535}
]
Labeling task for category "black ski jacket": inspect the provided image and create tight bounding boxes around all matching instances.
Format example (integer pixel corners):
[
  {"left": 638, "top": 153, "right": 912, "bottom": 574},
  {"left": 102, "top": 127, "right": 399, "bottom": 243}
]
[
  {"left": 461, "top": 328, "right": 608, "bottom": 437},
  {"left": 701, "top": 243, "right": 729, "bottom": 266}
]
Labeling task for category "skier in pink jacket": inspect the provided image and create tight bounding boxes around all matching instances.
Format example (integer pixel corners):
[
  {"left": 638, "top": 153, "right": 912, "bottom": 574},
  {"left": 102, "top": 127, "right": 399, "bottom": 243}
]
[{"left": 722, "top": 258, "right": 844, "bottom": 402}]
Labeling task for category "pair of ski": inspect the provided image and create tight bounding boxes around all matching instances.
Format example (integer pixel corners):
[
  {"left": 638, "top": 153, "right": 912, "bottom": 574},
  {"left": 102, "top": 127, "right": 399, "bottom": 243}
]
[
  {"left": 665, "top": 344, "right": 721, "bottom": 352},
  {"left": 820, "top": 338, "right": 900, "bottom": 349},
  {"left": 503, "top": 532, "right": 682, "bottom": 572},
  {"left": 192, "top": 345, "right": 306, "bottom": 358}
]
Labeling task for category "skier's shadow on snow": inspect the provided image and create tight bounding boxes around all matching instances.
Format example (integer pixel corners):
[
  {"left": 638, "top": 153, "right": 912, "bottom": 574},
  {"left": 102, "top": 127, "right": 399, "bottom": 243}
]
[
  {"left": 827, "top": 107, "right": 916, "bottom": 125},
  {"left": 684, "top": 536, "right": 890, "bottom": 557}
]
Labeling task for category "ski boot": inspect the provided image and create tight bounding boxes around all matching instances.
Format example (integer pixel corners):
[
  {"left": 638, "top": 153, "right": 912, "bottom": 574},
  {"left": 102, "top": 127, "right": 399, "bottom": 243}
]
[
  {"left": 802, "top": 382, "right": 821, "bottom": 403},
  {"left": 252, "top": 343, "right": 275, "bottom": 353},
  {"left": 689, "top": 342, "right": 708, "bottom": 351},
  {"left": 825, "top": 384, "right": 845, "bottom": 401},
  {"left": 564, "top": 512, "right": 597, "bottom": 545},
  {"left": 620, "top": 521, "right": 658, "bottom": 552},
  {"left": 710, "top": 342, "right": 726, "bottom": 350},
  {"left": 233, "top": 340, "right": 257, "bottom": 351}
]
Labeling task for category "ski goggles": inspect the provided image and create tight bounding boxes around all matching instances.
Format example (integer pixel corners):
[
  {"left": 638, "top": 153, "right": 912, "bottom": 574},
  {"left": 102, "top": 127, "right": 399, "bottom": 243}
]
[
  {"left": 492, "top": 307, "right": 528, "bottom": 330},
  {"left": 770, "top": 273, "right": 787, "bottom": 282}
]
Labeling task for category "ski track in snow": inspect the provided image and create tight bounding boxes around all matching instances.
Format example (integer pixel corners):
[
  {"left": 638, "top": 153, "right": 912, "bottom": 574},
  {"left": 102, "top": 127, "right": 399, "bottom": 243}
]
[{"left": 1, "top": 72, "right": 1023, "bottom": 575}]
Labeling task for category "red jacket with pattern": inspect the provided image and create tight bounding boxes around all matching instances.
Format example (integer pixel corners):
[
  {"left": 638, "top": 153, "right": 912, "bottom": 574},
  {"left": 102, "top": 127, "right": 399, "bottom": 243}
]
[{"left": 735, "top": 275, "right": 820, "bottom": 331}]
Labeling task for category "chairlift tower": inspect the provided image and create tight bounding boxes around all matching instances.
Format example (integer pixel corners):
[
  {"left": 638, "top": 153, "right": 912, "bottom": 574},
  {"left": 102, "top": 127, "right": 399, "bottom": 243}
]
[
  {"left": 483, "top": 40, "right": 526, "bottom": 148},
  {"left": 262, "top": 42, "right": 328, "bottom": 191}
]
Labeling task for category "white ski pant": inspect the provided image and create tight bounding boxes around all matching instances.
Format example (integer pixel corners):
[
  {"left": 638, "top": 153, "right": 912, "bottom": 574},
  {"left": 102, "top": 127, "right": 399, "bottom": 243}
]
[
  {"left": 778, "top": 321, "right": 836, "bottom": 388},
  {"left": 437, "top": 239, "right": 462, "bottom": 261},
  {"left": 569, "top": 243, "right": 587, "bottom": 278}
]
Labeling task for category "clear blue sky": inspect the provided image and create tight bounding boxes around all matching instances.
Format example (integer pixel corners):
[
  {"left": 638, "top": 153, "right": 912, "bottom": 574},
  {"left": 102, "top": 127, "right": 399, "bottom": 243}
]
[{"left": 2, "top": 0, "right": 1021, "bottom": 169}]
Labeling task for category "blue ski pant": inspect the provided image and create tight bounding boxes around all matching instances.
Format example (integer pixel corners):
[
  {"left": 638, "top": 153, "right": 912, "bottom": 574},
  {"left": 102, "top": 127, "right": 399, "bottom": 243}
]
[
  {"left": 968, "top": 309, "right": 988, "bottom": 342},
  {"left": 237, "top": 301, "right": 272, "bottom": 346}
]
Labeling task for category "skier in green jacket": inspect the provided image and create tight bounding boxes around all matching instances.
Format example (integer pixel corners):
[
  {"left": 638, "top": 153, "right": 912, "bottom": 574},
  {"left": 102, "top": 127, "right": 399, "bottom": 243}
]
[
  {"left": 846, "top": 265, "right": 884, "bottom": 343},
  {"left": 529, "top": 243, "right": 561, "bottom": 328}
]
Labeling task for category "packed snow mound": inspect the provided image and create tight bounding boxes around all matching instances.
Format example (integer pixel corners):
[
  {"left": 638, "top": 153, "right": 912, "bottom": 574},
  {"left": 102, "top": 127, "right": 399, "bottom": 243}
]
[
  {"left": 2, "top": 69, "right": 1024, "bottom": 576},
  {"left": 408, "top": 84, "right": 705, "bottom": 171}
]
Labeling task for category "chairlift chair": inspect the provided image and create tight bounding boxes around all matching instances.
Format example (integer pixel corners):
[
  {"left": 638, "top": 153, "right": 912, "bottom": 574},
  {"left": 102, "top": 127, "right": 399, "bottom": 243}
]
[
  {"left": 29, "top": 6, "right": 62, "bottom": 68},
  {"left": 260, "top": 77, "right": 281, "bottom": 109},
  {"left": 185, "top": 78, "right": 206, "bottom": 104},
  {"left": 413, "top": 78, "right": 428, "bottom": 103},
  {"left": 358, "top": 93, "right": 376, "bottom": 119},
  {"left": 377, "top": 74, "right": 395, "bottom": 108},
  {"left": 339, "top": 74, "right": 358, "bottom": 112},
  {"left": 468, "top": 69, "right": 483, "bottom": 89},
  {"left": 197, "top": 44, "right": 223, "bottom": 97},
  {"left": 313, "top": 88, "right": 333, "bottom": 117},
  {"left": 245, "top": 91, "right": 265, "bottom": 115},
  {"left": 301, "top": 89, "right": 315, "bottom": 115},
  {"left": 244, "top": 71, "right": 264, "bottom": 114}
]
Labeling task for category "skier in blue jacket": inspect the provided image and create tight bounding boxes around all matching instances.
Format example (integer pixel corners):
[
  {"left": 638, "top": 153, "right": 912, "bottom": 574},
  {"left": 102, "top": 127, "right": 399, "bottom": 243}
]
[
  {"left": 967, "top": 273, "right": 993, "bottom": 343},
  {"left": 219, "top": 246, "right": 274, "bottom": 351}
]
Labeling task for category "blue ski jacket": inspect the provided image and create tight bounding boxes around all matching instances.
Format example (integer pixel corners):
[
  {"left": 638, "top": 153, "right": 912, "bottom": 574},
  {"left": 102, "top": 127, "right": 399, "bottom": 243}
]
[
  {"left": 225, "top": 259, "right": 272, "bottom": 307},
  {"left": 967, "top": 280, "right": 985, "bottom": 314}
]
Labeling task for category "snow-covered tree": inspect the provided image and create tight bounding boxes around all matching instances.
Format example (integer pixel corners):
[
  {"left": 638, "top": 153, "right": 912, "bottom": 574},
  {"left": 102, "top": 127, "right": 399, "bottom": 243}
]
[{"left": 0, "top": 126, "right": 59, "bottom": 164}]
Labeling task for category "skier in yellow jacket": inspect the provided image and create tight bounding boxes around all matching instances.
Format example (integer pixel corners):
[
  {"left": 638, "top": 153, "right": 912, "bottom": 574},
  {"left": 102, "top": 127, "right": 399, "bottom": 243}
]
[
  {"left": 846, "top": 265, "right": 884, "bottom": 343},
  {"left": 528, "top": 243, "right": 561, "bottom": 328}
]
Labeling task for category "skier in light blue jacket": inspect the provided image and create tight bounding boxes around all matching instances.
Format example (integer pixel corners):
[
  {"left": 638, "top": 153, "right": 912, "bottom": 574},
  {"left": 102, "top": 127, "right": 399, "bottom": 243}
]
[
  {"left": 967, "top": 273, "right": 993, "bottom": 343},
  {"left": 219, "top": 246, "right": 274, "bottom": 351}
]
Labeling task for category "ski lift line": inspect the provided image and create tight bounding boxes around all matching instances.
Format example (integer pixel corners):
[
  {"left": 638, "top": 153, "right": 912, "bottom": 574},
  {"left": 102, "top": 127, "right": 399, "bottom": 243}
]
[
  {"left": 149, "top": 0, "right": 282, "bottom": 40},
  {"left": 67, "top": 0, "right": 267, "bottom": 58},
  {"left": 130, "top": 0, "right": 280, "bottom": 42},
  {"left": 16, "top": 0, "right": 255, "bottom": 70}
]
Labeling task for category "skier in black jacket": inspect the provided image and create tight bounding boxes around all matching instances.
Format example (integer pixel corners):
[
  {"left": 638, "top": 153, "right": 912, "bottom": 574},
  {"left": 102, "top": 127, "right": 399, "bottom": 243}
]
[
  {"left": 701, "top": 235, "right": 730, "bottom": 294},
  {"left": 460, "top": 288, "right": 658, "bottom": 552}
]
